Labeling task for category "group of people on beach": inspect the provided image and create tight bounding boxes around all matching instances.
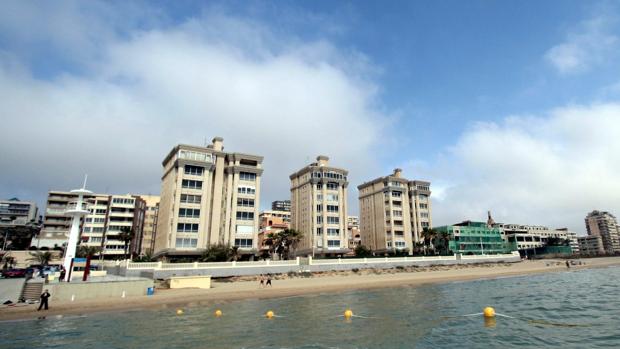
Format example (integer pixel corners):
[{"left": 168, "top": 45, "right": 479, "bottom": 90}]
[{"left": 258, "top": 274, "right": 272, "bottom": 288}]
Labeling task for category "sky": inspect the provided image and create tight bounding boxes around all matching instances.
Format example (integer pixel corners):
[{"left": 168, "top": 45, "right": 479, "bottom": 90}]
[{"left": 1, "top": 0, "right": 620, "bottom": 234}]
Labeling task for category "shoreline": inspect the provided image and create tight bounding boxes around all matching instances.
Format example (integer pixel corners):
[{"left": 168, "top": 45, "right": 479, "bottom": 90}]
[{"left": 2, "top": 257, "right": 620, "bottom": 322}]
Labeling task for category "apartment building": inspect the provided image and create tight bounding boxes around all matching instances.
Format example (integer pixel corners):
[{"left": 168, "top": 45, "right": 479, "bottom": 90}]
[
  {"left": 271, "top": 200, "right": 291, "bottom": 212},
  {"left": 0, "top": 198, "right": 39, "bottom": 249},
  {"left": 585, "top": 210, "right": 620, "bottom": 254},
  {"left": 358, "top": 169, "right": 432, "bottom": 254},
  {"left": 258, "top": 211, "right": 290, "bottom": 255},
  {"left": 290, "top": 155, "right": 349, "bottom": 256},
  {"left": 347, "top": 216, "right": 361, "bottom": 249},
  {"left": 578, "top": 235, "right": 605, "bottom": 256},
  {"left": 33, "top": 191, "right": 148, "bottom": 258},
  {"left": 153, "top": 138, "right": 263, "bottom": 259},
  {"left": 134, "top": 195, "right": 159, "bottom": 256}
]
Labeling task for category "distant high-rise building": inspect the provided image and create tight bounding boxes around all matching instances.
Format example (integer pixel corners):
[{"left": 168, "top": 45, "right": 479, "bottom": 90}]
[
  {"left": 0, "top": 198, "right": 39, "bottom": 249},
  {"left": 271, "top": 200, "right": 291, "bottom": 212},
  {"left": 134, "top": 195, "right": 159, "bottom": 256},
  {"left": 585, "top": 210, "right": 620, "bottom": 254},
  {"left": 578, "top": 235, "right": 605, "bottom": 256},
  {"left": 290, "top": 155, "right": 349, "bottom": 256},
  {"left": 153, "top": 138, "right": 263, "bottom": 259},
  {"left": 357, "top": 169, "right": 432, "bottom": 254}
]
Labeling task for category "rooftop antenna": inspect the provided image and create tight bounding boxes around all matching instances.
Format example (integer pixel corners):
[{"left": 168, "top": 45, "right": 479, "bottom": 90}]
[{"left": 82, "top": 174, "right": 88, "bottom": 190}]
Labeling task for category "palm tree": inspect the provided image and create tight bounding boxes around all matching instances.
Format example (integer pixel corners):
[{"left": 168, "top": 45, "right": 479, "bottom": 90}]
[
  {"left": 201, "top": 244, "right": 236, "bottom": 262},
  {"left": 28, "top": 251, "right": 54, "bottom": 266},
  {"left": 117, "top": 227, "right": 135, "bottom": 260},
  {"left": 421, "top": 228, "right": 437, "bottom": 255},
  {"left": 413, "top": 242, "right": 425, "bottom": 256},
  {"left": 1, "top": 253, "right": 16, "bottom": 270},
  {"left": 437, "top": 231, "right": 451, "bottom": 255},
  {"left": 268, "top": 229, "right": 303, "bottom": 260}
]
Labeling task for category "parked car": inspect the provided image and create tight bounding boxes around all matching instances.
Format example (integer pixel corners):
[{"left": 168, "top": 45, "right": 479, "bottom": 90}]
[
  {"left": 1, "top": 268, "right": 27, "bottom": 278},
  {"left": 41, "top": 265, "right": 60, "bottom": 276}
]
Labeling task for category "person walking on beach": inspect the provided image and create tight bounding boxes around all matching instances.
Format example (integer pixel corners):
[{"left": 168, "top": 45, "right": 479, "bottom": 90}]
[
  {"left": 266, "top": 274, "right": 272, "bottom": 287},
  {"left": 259, "top": 274, "right": 265, "bottom": 288},
  {"left": 565, "top": 260, "right": 570, "bottom": 269},
  {"left": 38, "top": 289, "right": 51, "bottom": 311}
]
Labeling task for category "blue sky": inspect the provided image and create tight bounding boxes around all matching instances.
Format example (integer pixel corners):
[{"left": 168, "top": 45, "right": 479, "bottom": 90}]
[{"left": 1, "top": 0, "right": 620, "bottom": 233}]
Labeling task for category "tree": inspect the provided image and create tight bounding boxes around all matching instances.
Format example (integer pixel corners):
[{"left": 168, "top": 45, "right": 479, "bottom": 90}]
[
  {"left": 413, "top": 242, "right": 425, "bottom": 256},
  {"left": 201, "top": 244, "right": 236, "bottom": 262},
  {"left": 354, "top": 245, "right": 372, "bottom": 257},
  {"left": 117, "top": 227, "right": 135, "bottom": 260},
  {"left": 1, "top": 253, "right": 16, "bottom": 270},
  {"left": 436, "top": 231, "right": 451, "bottom": 255},
  {"left": 133, "top": 252, "right": 153, "bottom": 262},
  {"left": 267, "top": 229, "right": 303, "bottom": 260},
  {"left": 28, "top": 251, "right": 54, "bottom": 266},
  {"left": 421, "top": 228, "right": 437, "bottom": 255}
]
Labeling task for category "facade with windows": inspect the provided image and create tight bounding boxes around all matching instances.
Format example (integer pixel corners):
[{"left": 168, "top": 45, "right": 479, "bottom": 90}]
[
  {"left": 357, "top": 169, "right": 432, "bottom": 254},
  {"left": 290, "top": 155, "right": 348, "bottom": 256},
  {"left": 271, "top": 200, "right": 291, "bottom": 212},
  {"left": 578, "top": 235, "right": 605, "bottom": 256},
  {"left": 435, "top": 221, "right": 513, "bottom": 255},
  {"left": 134, "top": 195, "right": 159, "bottom": 256},
  {"left": 584, "top": 210, "right": 620, "bottom": 254},
  {"left": 494, "top": 223, "right": 579, "bottom": 255},
  {"left": 153, "top": 138, "right": 263, "bottom": 259},
  {"left": 0, "top": 198, "right": 39, "bottom": 249},
  {"left": 32, "top": 191, "right": 148, "bottom": 258}
]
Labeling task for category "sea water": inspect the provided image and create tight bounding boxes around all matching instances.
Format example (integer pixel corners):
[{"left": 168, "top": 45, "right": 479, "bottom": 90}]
[{"left": 2, "top": 266, "right": 620, "bottom": 348}]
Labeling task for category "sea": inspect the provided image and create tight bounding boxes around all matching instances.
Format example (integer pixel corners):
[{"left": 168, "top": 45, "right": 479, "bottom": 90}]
[{"left": 2, "top": 266, "right": 620, "bottom": 349}]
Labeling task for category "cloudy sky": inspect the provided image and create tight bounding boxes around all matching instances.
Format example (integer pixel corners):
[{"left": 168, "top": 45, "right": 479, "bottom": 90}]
[{"left": 1, "top": 0, "right": 620, "bottom": 234}]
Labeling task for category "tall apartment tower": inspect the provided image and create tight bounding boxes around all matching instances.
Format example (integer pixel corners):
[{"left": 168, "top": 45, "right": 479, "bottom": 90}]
[
  {"left": 358, "top": 169, "right": 432, "bottom": 254},
  {"left": 290, "top": 156, "right": 349, "bottom": 256},
  {"left": 133, "top": 195, "right": 160, "bottom": 256},
  {"left": 153, "top": 137, "right": 263, "bottom": 260},
  {"left": 585, "top": 210, "right": 620, "bottom": 254}
]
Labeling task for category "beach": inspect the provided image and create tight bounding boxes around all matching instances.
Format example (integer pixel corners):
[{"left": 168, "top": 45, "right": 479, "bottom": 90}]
[{"left": 2, "top": 256, "right": 620, "bottom": 322}]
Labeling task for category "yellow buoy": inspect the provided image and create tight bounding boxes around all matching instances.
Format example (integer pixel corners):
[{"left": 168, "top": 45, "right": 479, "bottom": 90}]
[
  {"left": 265, "top": 310, "right": 275, "bottom": 319},
  {"left": 176, "top": 309, "right": 184, "bottom": 315},
  {"left": 214, "top": 309, "right": 222, "bottom": 317},
  {"left": 483, "top": 307, "right": 496, "bottom": 318},
  {"left": 344, "top": 309, "right": 353, "bottom": 319}
]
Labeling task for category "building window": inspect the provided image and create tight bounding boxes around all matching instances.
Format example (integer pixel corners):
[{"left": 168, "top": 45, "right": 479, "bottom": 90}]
[
  {"left": 326, "top": 216, "right": 339, "bottom": 224},
  {"left": 180, "top": 194, "right": 201, "bottom": 204},
  {"left": 420, "top": 212, "right": 429, "bottom": 218},
  {"left": 238, "top": 186, "right": 256, "bottom": 195},
  {"left": 326, "top": 182, "right": 339, "bottom": 190},
  {"left": 316, "top": 194, "right": 323, "bottom": 201},
  {"left": 391, "top": 191, "right": 402, "bottom": 198},
  {"left": 316, "top": 204, "right": 323, "bottom": 212},
  {"left": 236, "top": 211, "right": 254, "bottom": 220},
  {"left": 234, "top": 238, "right": 253, "bottom": 248},
  {"left": 83, "top": 227, "right": 91, "bottom": 233},
  {"left": 95, "top": 209, "right": 107, "bottom": 215},
  {"left": 178, "top": 150, "right": 212, "bottom": 162},
  {"left": 392, "top": 210, "right": 402, "bottom": 217},
  {"left": 316, "top": 183, "right": 323, "bottom": 190},
  {"left": 327, "top": 228, "right": 339, "bottom": 236},
  {"left": 421, "top": 222, "right": 429, "bottom": 227},
  {"left": 175, "top": 238, "right": 197, "bottom": 248},
  {"left": 395, "top": 241, "right": 406, "bottom": 248},
  {"left": 239, "top": 172, "right": 256, "bottom": 181},
  {"left": 327, "top": 205, "right": 339, "bottom": 213},
  {"left": 326, "top": 194, "right": 338, "bottom": 201},
  {"left": 327, "top": 240, "right": 340, "bottom": 247},
  {"left": 419, "top": 203, "right": 428, "bottom": 209},
  {"left": 178, "top": 208, "right": 200, "bottom": 218},
  {"left": 177, "top": 223, "right": 199, "bottom": 233},
  {"left": 184, "top": 165, "right": 204, "bottom": 176},
  {"left": 237, "top": 198, "right": 255, "bottom": 207},
  {"left": 316, "top": 228, "right": 323, "bottom": 235},
  {"left": 112, "top": 198, "right": 135, "bottom": 205},
  {"left": 236, "top": 225, "right": 253, "bottom": 234},
  {"left": 182, "top": 179, "right": 202, "bottom": 190},
  {"left": 317, "top": 216, "right": 323, "bottom": 224}
]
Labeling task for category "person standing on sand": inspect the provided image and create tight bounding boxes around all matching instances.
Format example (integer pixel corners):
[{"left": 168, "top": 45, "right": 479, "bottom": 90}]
[
  {"left": 259, "top": 274, "right": 264, "bottom": 288},
  {"left": 566, "top": 260, "right": 570, "bottom": 268},
  {"left": 38, "top": 289, "right": 51, "bottom": 311},
  {"left": 266, "top": 274, "right": 272, "bottom": 287}
]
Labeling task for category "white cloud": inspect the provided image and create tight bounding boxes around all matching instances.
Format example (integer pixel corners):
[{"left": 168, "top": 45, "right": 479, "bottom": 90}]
[
  {"left": 427, "top": 103, "right": 620, "bottom": 233},
  {"left": 0, "top": 3, "right": 390, "bottom": 211},
  {"left": 545, "top": 13, "right": 618, "bottom": 74}
]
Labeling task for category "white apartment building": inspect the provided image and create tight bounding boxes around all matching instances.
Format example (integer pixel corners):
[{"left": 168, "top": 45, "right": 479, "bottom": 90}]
[
  {"left": 578, "top": 235, "right": 605, "bottom": 256},
  {"left": 290, "top": 156, "right": 349, "bottom": 256},
  {"left": 33, "top": 191, "right": 148, "bottom": 258},
  {"left": 153, "top": 138, "right": 263, "bottom": 259},
  {"left": 358, "top": 169, "right": 432, "bottom": 254}
]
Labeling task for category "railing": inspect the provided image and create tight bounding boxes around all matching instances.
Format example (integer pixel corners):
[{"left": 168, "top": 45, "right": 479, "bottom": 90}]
[
  {"left": 308, "top": 255, "right": 458, "bottom": 265},
  {"left": 460, "top": 251, "right": 521, "bottom": 260},
  {"left": 121, "top": 258, "right": 301, "bottom": 270}
]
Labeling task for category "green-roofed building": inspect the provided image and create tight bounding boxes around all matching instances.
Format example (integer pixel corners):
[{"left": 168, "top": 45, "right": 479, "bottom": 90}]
[{"left": 435, "top": 221, "right": 515, "bottom": 255}]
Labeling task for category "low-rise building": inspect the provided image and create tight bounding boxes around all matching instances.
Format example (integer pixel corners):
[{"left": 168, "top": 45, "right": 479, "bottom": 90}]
[
  {"left": 271, "top": 200, "right": 291, "bottom": 212},
  {"left": 495, "top": 223, "right": 578, "bottom": 255},
  {"left": 257, "top": 211, "right": 290, "bottom": 255},
  {"left": 435, "top": 221, "right": 512, "bottom": 255},
  {"left": 578, "top": 235, "right": 605, "bottom": 256},
  {"left": 347, "top": 216, "right": 361, "bottom": 249}
]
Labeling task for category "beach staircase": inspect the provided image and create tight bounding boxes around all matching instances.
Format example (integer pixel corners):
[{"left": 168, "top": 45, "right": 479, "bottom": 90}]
[{"left": 20, "top": 280, "right": 43, "bottom": 302}]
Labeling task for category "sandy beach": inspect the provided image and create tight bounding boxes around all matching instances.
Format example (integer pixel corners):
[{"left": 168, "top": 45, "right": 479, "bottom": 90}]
[{"left": 2, "top": 257, "right": 619, "bottom": 322}]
